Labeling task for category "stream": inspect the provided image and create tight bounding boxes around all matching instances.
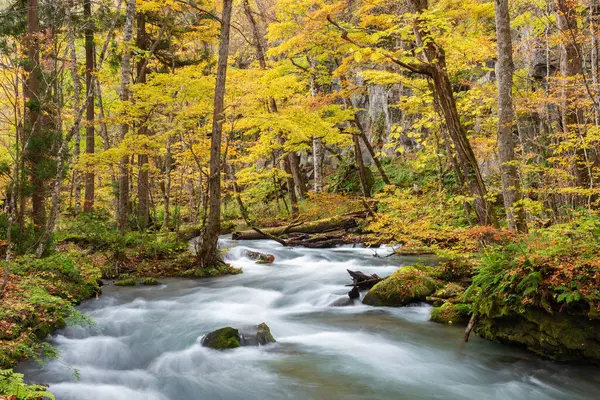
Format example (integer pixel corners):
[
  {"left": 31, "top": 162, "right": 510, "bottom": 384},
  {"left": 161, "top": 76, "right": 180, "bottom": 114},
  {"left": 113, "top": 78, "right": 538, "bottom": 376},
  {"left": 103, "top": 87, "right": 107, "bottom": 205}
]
[{"left": 20, "top": 238, "right": 600, "bottom": 399}]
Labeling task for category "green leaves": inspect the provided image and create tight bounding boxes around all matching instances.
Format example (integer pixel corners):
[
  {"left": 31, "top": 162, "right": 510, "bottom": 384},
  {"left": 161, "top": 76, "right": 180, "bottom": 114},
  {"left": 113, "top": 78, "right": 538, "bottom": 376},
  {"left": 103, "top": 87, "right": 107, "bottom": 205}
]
[{"left": 0, "top": 369, "right": 55, "bottom": 400}]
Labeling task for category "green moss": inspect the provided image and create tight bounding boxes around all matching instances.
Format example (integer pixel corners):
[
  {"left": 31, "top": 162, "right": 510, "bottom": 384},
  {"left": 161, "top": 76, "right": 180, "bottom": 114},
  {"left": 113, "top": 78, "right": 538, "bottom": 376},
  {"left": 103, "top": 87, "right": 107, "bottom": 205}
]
[
  {"left": 433, "top": 283, "right": 465, "bottom": 299},
  {"left": 141, "top": 277, "right": 159, "bottom": 285},
  {"left": 363, "top": 266, "right": 440, "bottom": 307},
  {"left": 430, "top": 303, "right": 471, "bottom": 324},
  {"left": 202, "top": 327, "right": 241, "bottom": 349},
  {"left": 114, "top": 278, "right": 137, "bottom": 286}
]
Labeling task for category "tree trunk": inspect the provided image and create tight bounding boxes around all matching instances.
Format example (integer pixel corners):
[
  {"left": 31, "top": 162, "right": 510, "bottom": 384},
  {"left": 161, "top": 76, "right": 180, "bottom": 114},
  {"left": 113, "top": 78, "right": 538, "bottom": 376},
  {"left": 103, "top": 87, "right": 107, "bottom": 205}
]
[
  {"left": 162, "top": 137, "right": 172, "bottom": 230},
  {"left": 117, "top": 0, "right": 137, "bottom": 230},
  {"left": 408, "top": 0, "right": 495, "bottom": 226},
  {"left": 555, "top": 0, "right": 589, "bottom": 190},
  {"left": 24, "top": 0, "right": 45, "bottom": 229},
  {"left": 283, "top": 154, "right": 299, "bottom": 216},
  {"left": 353, "top": 133, "right": 371, "bottom": 197},
  {"left": 352, "top": 114, "right": 391, "bottom": 185},
  {"left": 309, "top": 74, "right": 324, "bottom": 193},
  {"left": 494, "top": 0, "right": 527, "bottom": 232},
  {"left": 243, "top": 0, "right": 267, "bottom": 69},
  {"left": 136, "top": 12, "right": 149, "bottom": 228},
  {"left": 83, "top": 0, "right": 95, "bottom": 212},
  {"left": 198, "top": 0, "right": 233, "bottom": 267},
  {"left": 313, "top": 136, "right": 324, "bottom": 192},
  {"left": 67, "top": 2, "right": 81, "bottom": 214},
  {"left": 289, "top": 151, "right": 307, "bottom": 200}
]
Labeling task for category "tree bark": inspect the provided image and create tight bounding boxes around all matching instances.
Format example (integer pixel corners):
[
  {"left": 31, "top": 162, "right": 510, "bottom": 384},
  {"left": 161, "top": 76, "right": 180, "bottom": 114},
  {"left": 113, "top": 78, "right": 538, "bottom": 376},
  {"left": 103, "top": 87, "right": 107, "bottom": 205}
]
[
  {"left": 67, "top": 2, "right": 81, "bottom": 213},
  {"left": 283, "top": 153, "right": 299, "bottom": 216},
  {"left": 309, "top": 72, "right": 324, "bottom": 192},
  {"left": 198, "top": 0, "right": 233, "bottom": 267},
  {"left": 136, "top": 12, "right": 149, "bottom": 228},
  {"left": 117, "top": 0, "right": 137, "bottom": 230},
  {"left": 24, "top": 0, "right": 45, "bottom": 229},
  {"left": 313, "top": 136, "right": 324, "bottom": 192},
  {"left": 494, "top": 0, "right": 527, "bottom": 232},
  {"left": 83, "top": 0, "right": 95, "bottom": 212},
  {"left": 162, "top": 137, "right": 172, "bottom": 230},
  {"left": 289, "top": 151, "right": 307, "bottom": 200}
]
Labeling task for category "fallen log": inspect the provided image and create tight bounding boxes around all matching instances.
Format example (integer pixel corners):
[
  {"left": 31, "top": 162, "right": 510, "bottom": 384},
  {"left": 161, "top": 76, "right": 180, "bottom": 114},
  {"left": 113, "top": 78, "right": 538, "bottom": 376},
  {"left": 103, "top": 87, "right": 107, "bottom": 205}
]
[
  {"left": 346, "top": 269, "right": 384, "bottom": 298},
  {"left": 232, "top": 213, "right": 366, "bottom": 241}
]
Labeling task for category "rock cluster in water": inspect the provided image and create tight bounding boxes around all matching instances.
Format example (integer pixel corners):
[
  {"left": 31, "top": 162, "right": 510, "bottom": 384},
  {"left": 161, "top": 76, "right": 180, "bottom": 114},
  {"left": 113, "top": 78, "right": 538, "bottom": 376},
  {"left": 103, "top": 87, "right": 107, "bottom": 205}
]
[
  {"left": 244, "top": 250, "right": 275, "bottom": 264},
  {"left": 202, "top": 323, "right": 276, "bottom": 350}
]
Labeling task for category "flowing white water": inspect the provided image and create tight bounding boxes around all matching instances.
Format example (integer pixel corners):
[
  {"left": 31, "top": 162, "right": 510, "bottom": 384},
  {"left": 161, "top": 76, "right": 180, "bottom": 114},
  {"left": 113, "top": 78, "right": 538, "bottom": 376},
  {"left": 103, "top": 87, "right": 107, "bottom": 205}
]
[{"left": 21, "top": 238, "right": 600, "bottom": 400}]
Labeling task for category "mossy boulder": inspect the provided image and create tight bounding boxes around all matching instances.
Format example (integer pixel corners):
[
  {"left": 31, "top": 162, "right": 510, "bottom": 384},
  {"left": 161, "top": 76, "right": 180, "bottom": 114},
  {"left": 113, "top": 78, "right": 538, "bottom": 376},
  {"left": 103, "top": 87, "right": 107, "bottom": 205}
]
[
  {"left": 433, "top": 283, "right": 465, "bottom": 299},
  {"left": 141, "top": 277, "right": 159, "bottom": 285},
  {"left": 202, "top": 327, "right": 241, "bottom": 350},
  {"left": 202, "top": 324, "right": 276, "bottom": 349},
  {"left": 476, "top": 308, "right": 600, "bottom": 362},
  {"left": 430, "top": 303, "right": 471, "bottom": 325},
  {"left": 114, "top": 278, "right": 137, "bottom": 286},
  {"left": 363, "top": 266, "right": 440, "bottom": 307}
]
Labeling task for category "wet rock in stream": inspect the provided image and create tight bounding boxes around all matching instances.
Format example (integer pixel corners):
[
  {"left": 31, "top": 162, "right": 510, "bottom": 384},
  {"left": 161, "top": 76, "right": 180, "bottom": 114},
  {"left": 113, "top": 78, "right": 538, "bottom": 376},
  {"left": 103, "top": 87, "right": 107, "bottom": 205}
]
[{"left": 202, "top": 323, "right": 276, "bottom": 350}]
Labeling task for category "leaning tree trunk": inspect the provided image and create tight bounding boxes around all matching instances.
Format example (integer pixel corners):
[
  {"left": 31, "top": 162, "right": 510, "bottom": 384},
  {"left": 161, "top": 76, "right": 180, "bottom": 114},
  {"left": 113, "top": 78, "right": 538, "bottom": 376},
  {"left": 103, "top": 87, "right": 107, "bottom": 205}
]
[
  {"left": 198, "top": 0, "right": 233, "bottom": 267},
  {"left": 117, "top": 0, "right": 137, "bottom": 230},
  {"left": 408, "top": 0, "right": 495, "bottom": 226},
  {"left": 495, "top": 0, "right": 527, "bottom": 232},
  {"left": 83, "top": 0, "right": 95, "bottom": 212}
]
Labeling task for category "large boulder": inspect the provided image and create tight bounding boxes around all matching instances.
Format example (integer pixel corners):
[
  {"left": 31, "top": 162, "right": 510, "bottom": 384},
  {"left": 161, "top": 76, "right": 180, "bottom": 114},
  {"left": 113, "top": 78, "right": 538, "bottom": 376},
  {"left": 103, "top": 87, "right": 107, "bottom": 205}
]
[
  {"left": 202, "top": 323, "right": 276, "bottom": 350},
  {"left": 363, "top": 266, "right": 440, "bottom": 307}
]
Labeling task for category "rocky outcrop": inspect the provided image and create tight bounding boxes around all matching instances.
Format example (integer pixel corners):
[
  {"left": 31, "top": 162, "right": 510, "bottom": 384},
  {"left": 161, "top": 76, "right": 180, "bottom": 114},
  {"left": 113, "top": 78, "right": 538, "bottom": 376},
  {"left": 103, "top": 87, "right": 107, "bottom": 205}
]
[
  {"left": 362, "top": 267, "right": 440, "bottom": 306},
  {"left": 476, "top": 308, "right": 600, "bottom": 363},
  {"left": 202, "top": 323, "right": 276, "bottom": 350}
]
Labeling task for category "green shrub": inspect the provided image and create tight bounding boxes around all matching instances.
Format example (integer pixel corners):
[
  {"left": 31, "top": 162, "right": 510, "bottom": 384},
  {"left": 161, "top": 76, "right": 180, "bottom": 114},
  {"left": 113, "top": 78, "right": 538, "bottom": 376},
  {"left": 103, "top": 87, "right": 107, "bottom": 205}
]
[{"left": 0, "top": 369, "right": 55, "bottom": 399}]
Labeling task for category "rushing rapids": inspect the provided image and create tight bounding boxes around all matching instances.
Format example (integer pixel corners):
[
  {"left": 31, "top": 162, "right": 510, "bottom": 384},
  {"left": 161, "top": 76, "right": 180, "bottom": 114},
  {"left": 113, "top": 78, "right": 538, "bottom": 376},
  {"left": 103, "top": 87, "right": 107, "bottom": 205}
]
[{"left": 20, "top": 238, "right": 600, "bottom": 400}]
